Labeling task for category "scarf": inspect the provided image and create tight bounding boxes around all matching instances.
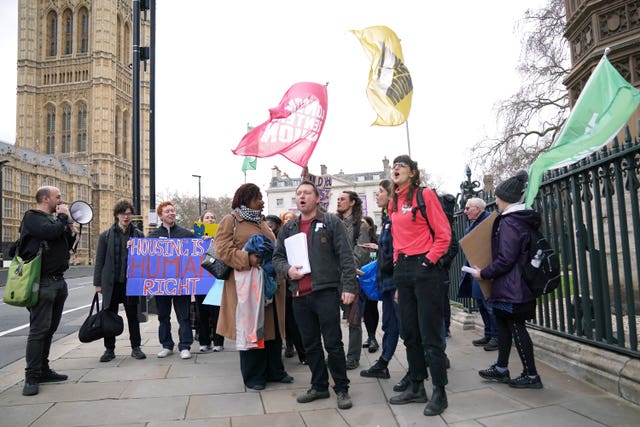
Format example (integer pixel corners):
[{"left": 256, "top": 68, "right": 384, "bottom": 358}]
[{"left": 235, "top": 206, "right": 262, "bottom": 224}]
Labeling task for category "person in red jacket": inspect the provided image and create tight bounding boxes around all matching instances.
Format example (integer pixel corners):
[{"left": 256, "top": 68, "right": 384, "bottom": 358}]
[{"left": 387, "top": 155, "right": 451, "bottom": 416}]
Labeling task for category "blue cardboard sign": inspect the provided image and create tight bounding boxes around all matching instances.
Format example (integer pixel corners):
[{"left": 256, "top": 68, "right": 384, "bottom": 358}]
[{"left": 126, "top": 238, "right": 216, "bottom": 296}]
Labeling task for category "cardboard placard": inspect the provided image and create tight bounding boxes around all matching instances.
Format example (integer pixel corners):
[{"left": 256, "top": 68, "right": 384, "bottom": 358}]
[{"left": 459, "top": 211, "right": 498, "bottom": 299}]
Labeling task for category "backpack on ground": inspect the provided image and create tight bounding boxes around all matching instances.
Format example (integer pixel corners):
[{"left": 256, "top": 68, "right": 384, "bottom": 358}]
[
  {"left": 522, "top": 227, "right": 561, "bottom": 297},
  {"left": 413, "top": 187, "right": 459, "bottom": 269}
]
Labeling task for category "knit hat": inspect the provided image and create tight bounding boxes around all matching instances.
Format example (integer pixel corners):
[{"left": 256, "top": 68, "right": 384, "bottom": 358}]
[
  {"left": 265, "top": 214, "right": 282, "bottom": 225},
  {"left": 495, "top": 170, "right": 528, "bottom": 203}
]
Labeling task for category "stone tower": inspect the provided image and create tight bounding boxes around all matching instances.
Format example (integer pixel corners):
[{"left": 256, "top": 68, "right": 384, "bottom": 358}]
[{"left": 15, "top": 0, "right": 151, "bottom": 253}]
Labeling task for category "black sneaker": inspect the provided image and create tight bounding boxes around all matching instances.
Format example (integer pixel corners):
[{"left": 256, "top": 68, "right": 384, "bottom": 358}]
[
  {"left": 479, "top": 364, "right": 510, "bottom": 383},
  {"left": 22, "top": 381, "right": 39, "bottom": 396},
  {"left": 131, "top": 347, "right": 147, "bottom": 359},
  {"left": 40, "top": 369, "right": 68, "bottom": 383},
  {"left": 345, "top": 359, "right": 359, "bottom": 370},
  {"left": 360, "top": 360, "right": 390, "bottom": 378},
  {"left": 368, "top": 338, "right": 379, "bottom": 353},
  {"left": 100, "top": 349, "right": 116, "bottom": 363},
  {"left": 483, "top": 338, "right": 499, "bottom": 351},
  {"left": 509, "top": 373, "right": 543, "bottom": 389},
  {"left": 336, "top": 391, "right": 353, "bottom": 409},
  {"left": 472, "top": 336, "right": 491, "bottom": 346},
  {"left": 297, "top": 388, "right": 330, "bottom": 403}
]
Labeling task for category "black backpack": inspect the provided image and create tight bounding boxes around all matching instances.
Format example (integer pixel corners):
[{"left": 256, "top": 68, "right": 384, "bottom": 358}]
[
  {"left": 412, "top": 187, "right": 459, "bottom": 269},
  {"left": 522, "top": 227, "right": 561, "bottom": 297}
]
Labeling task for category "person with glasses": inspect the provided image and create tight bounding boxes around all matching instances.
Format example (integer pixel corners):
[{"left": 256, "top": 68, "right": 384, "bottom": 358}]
[
  {"left": 94, "top": 199, "right": 146, "bottom": 363},
  {"left": 458, "top": 198, "right": 498, "bottom": 351},
  {"left": 387, "top": 155, "right": 451, "bottom": 416}
]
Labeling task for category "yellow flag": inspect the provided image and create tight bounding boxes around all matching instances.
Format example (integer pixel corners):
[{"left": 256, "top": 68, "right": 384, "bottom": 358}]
[{"left": 351, "top": 26, "right": 413, "bottom": 126}]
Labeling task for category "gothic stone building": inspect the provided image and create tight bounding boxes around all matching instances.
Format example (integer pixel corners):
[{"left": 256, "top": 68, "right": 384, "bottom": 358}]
[{"left": 0, "top": 0, "right": 151, "bottom": 263}]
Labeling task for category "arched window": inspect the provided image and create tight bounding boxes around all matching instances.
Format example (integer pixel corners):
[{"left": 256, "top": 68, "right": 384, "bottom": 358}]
[
  {"left": 47, "top": 11, "right": 57, "bottom": 57},
  {"left": 46, "top": 105, "right": 56, "bottom": 154},
  {"left": 115, "top": 106, "right": 120, "bottom": 156},
  {"left": 77, "top": 7, "right": 89, "bottom": 54},
  {"left": 62, "top": 103, "right": 71, "bottom": 153},
  {"left": 122, "top": 111, "right": 128, "bottom": 160},
  {"left": 77, "top": 102, "right": 87, "bottom": 152},
  {"left": 62, "top": 9, "right": 73, "bottom": 55},
  {"left": 124, "top": 22, "right": 131, "bottom": 65},
  {"left": 117, "top": 15, "right": 122, "bottom": 63}
]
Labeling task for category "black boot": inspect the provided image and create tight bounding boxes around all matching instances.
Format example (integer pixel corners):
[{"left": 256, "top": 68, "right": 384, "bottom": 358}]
[
  {"left": 423, "top": 386, "right": 447, "bottom": 416},
  {"left": 389, "top": 380, "right": 428, "bottom": 405},
  {"left": 360, "top": 358, "right": 390, "bottom": 378},
  {"left": 393, "top": 371, "right": 411, "bottom": 392}
]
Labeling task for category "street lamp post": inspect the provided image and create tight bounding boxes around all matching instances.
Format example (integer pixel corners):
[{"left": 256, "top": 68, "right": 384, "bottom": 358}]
[
  {"left": 0, "top": 160, "right": 10, "bottom": 260},
  {"left": 459, "top": 164, "right": 483, "bottom": 210},
  {"left": 192, "top": 174, "right": 202, "bottom": 218}
]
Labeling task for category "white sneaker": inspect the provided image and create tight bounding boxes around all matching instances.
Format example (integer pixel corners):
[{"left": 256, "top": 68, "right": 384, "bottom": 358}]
[
  {"left": 157, "top": 348, "right": 173, "bottom": 358},
  {"left": 199, "top": 345, "right": 212, "bottom": 353},
  {"left": 212, "top": 346, "right": 224, "bottom": 352},
  {"left": 180, "top": 349, "right": 191, "bottom": 359}
]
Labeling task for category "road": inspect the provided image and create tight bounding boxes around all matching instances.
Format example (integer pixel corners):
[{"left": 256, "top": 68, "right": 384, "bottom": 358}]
[{"left": 0, "top": 267, "right": 97, "bottom": 369}]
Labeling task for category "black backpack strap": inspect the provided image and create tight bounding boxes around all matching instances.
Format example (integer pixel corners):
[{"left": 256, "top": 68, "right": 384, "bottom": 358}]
[{"left": 411, "top": 187, "right": 435, "bottom": 238}]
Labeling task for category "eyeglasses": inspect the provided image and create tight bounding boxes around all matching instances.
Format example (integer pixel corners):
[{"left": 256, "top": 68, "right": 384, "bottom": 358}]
[{"left": 393, "top": 161, "right": 409, "bottom": 169}]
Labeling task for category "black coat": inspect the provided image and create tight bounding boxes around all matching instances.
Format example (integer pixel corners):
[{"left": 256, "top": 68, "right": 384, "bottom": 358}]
[{"left": 93, "top": 223, "right": 145, "bottom": 307}]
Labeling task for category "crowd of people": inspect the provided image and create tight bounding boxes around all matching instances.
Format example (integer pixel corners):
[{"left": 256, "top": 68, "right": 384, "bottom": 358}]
[{"left": 16, "top": 157, "right": 544, "bottom": 417}]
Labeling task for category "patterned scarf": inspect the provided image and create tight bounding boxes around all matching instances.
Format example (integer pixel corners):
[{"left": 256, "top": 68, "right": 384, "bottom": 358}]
[{"left": 235, "top": 205, "right": 262, "bottom": 224}]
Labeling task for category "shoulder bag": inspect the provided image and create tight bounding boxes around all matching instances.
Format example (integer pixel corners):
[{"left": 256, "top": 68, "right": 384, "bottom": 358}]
[
  {"left": 201, "top": 216, "right": 236, "bottom": 280},
  {"left": 3, "top": 216, "right": 42, "bottom": 307}
]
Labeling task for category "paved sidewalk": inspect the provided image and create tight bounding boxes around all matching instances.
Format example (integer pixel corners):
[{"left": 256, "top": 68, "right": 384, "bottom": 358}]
[{"left": 1, "top": 312, "right": 639, "bottom": 427}]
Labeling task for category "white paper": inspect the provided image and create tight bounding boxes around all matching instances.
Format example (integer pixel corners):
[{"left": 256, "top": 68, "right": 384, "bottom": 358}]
[
  {"left": 284, "top": 232, "right": 311, "bottom": 275},
  {"left": 461, "top": 266, "right": 478, "bottom": 275}
]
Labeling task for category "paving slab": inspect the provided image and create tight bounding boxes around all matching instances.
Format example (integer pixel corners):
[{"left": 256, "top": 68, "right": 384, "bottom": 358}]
[
  {"left": 230, "top": 411, "right": 306, "bottom": 427},
  {"left": 121, "top": 376, "right": 245, "bottom": 398},
  {"left": 0, "top": 380, "right": 127, "bottom": 405},
  {"left": 185, "top": 392, "right": 264, "bottom": 419},
  {"left": 80, "top": 364, "right": 170, "bottom": 382},
  {"left": 0, "top": 402, "right": 53, "bottom": 427},
  {"left": 438, "top": 388, "right": 528, "bottom": 424},
  {"left": 477, "top": 404, "right": 607, "bottom": 427}
]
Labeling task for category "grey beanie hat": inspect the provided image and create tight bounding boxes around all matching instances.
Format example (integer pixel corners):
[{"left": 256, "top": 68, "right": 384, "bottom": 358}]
[{"left": 495, "top": 170, "right": 528, "bottom": 203}]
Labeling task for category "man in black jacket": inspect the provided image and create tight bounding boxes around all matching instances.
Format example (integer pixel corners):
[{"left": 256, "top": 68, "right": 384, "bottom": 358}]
[
  {"left": 148, "top": 201, "right": 195, "bottom": 360},
  {"left": 20, "top": 186, "right": 77, "bottom": 396},
  {"left": 273, "top": 181, "right": 357, "bottom": 410},
  {"left": 94, "top": 199, "right": 146, "bottom": 362}
]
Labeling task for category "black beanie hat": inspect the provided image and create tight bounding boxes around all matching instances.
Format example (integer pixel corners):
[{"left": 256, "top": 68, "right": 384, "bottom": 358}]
[
  {"left": 495, "top": 170, "right": 528, "bottom": 203},
  {"left": 265, "top": 214, "right": 282, "bottom": 225}
]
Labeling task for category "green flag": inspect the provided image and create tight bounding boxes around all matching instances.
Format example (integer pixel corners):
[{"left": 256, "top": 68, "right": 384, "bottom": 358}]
[
  {"left": 242, "top": 156, "right": 257, "bottom": 172},
  {"left": 241, "top": 124, "right": 257, "bottom": 173},
  {"left": 524, "top": 54, "right": 640, "bottom": 207}
]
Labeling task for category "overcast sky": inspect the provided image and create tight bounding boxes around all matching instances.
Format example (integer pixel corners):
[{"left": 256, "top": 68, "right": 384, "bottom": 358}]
[{"left": 0, "top": 0, "right": 547, "bottom": 203}]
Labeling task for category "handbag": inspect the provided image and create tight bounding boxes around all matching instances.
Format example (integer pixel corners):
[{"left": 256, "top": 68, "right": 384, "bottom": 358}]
[
  {"left": 201, "top": 216, "right": 236, "bottom": 280},
  {"left": 201, "top": 243, "right": 232, "bottom": 280},
  {"left": 3, "top": 217, "right": 43, "bottom": 307},
  {"left": 78, "top": 293, "right": 124, "bottom": 343},
  {"left": 3, "top": 249, "right": 42, "bottom": 307}
]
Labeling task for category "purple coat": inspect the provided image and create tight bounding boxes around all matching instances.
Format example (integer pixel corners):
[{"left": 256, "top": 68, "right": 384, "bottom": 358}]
[{"left": 480, "top": 206, "right": 541, "bottom": 304}]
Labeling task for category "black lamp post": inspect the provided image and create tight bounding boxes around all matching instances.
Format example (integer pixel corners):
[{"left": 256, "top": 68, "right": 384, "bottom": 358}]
[
  {"left": 459, "top": 164, "right": 483, "bottom": 210},
  {"left": 0, "top": 160, "right": 9, "bottom": 260},
  {"left": 192, "top": 174, "right": 202, "bottom": 218}
]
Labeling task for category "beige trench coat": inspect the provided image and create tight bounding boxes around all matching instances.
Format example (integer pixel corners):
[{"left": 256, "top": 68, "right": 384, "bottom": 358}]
[{"left": 214, "top": 212, "right": 286, "bottom": 341}]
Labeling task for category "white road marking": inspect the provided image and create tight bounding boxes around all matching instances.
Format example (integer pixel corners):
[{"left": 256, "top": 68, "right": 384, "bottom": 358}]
[{"left": 0, "top": 302, "right": 95, "bottom": 337}]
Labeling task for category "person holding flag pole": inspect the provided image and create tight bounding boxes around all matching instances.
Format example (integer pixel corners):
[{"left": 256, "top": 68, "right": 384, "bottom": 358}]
[{"left": 524, "top": 47, "right": 640, "bottom": 206}]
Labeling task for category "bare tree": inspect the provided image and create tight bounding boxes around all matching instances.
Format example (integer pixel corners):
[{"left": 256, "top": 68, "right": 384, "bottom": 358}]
[
  {"left": 156, "top": 191, "right": 232, "bottom": 229},
  {"left": 471, "top": 0, "right": 570, "bottom": 181}
]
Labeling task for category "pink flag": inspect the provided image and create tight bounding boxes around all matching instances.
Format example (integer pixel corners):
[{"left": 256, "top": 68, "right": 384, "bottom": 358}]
[{"left": 232, "top": 82, "right": 328, "bottom": 167}]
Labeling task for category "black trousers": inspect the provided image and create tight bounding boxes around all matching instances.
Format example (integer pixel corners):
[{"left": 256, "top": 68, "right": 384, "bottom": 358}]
[
  {"left": 284, "top": 287, "right": 305, "bottom": 359},
  {"left": 104, "top": 282, "right": 141, "bottom": 350},
  {"left": 25, "top": 276, "right": 68, "bottom": 381},
  {"left": 293, "top": 287, "right": 350, "bottom": 393},
  {"left": 195, "top": 294, "right": 224, "bottom": 347},
  {"left": 239, "top": 301, "right": 287, "bottom": 388},
  {"left": 494, "top": 302, "right": 538, "bottom": 376},
  {"left": 394, "top": 255, "right": 448, "bottom": 387},
  {"left": 363, "top": 297, "right": 379, "bottom": 338}
]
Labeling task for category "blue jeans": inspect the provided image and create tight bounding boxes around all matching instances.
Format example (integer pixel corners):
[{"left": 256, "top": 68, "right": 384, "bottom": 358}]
[
  {"left": 477, "top": 297, "right": 498, "bottom": 339},
  {"left": 394, "top": 254, "right": 448, "bottom": 387},
  {"left": 25, "top": 276, "right": 68, "bottom": 381},
  {"left": 293, "top": 287, "right": 349, "bottom": 393},
  {"left": 156, "top": 295, "right": 193, "bottom": 351},
  {"left": 380, "top": 289, "right": 400, "bottom": 362}
]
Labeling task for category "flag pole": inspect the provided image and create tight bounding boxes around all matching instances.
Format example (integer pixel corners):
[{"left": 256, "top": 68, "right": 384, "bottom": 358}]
[{"left": 405, "top": 120, "right": 411, "bottom": 156}]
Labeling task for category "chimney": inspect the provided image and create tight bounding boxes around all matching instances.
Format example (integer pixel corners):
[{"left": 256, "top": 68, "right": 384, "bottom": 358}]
[
  {"left": 271, "top": 166, "right": 281, "bottom": 178},
  {"left": 382, "top": 157, "right": 390, "bottom": 177},
  {"left": 483, "top": 174, "right": 494, "bottom": 193},
  {"left": 320, "top": 164, "right": 327, "bottom": 175}
]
